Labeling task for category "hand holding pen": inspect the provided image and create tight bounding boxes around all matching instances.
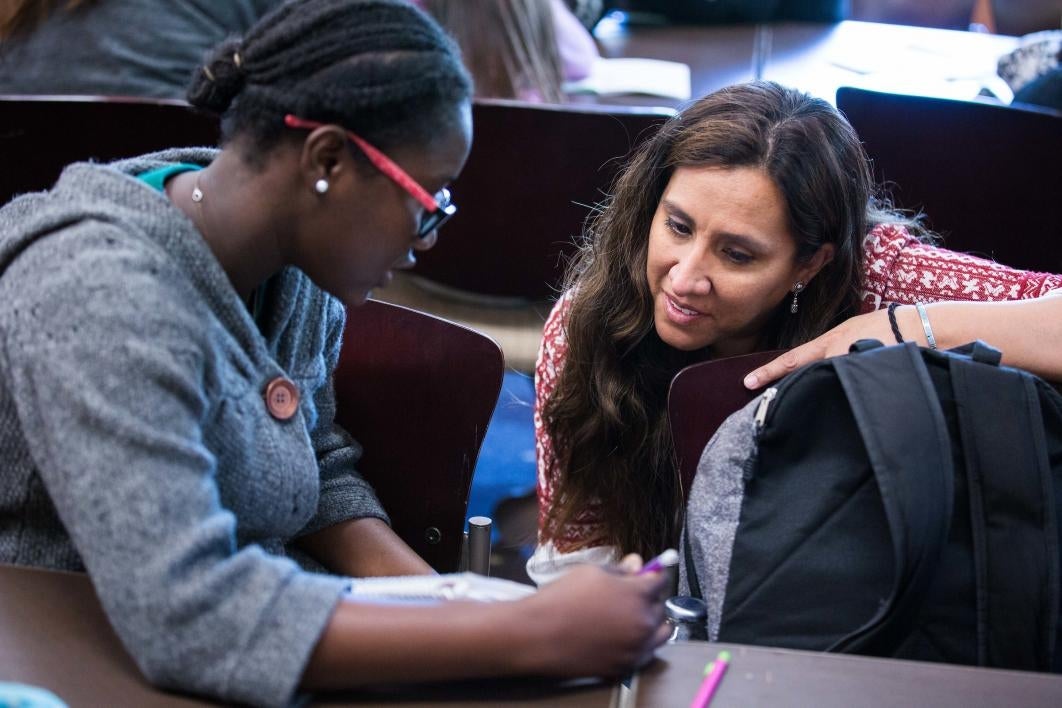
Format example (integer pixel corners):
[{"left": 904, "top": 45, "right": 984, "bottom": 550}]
[{"left": 638, "top": 548, "right": 679, "bottom": 575}]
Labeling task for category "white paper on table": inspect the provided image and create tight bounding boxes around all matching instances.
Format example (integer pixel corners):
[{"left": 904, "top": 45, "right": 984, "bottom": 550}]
[
  {"left": 824, "top": 22, "right": 1018, "bottom": 100},
  {"left": 564, "top": 57, "right": 692, "bottom": 100},
  {"left": 348, "top": 572, "right": 536, "bottom": 603}
]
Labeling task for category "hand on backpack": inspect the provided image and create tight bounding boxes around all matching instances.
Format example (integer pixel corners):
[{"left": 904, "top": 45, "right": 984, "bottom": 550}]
[{"left": 744, "top": 307, "right": 901, "bottom": 389}]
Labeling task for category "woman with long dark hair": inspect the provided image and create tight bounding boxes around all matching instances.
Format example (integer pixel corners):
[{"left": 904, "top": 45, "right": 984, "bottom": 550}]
[{"left": 530, "top": 81, "right": 1062, "bottom": 583}]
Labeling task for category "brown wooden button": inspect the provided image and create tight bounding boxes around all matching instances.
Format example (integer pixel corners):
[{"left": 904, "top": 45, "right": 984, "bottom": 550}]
[{"left": 264, "top": 377, "right": 299, "bottom": 421}]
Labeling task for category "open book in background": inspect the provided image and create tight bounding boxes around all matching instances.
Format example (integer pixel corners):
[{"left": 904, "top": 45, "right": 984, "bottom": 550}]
[
  {"left": 564, "top": 57, "right": 692, "bottom": 101},
  {"left": 348, "top": 572, "right": 535, "bottom": 604}
]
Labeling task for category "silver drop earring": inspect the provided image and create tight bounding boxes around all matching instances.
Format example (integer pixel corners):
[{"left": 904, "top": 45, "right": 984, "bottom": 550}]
[
  {"left": 314, "top": 178, "right": 329, "bottom": 195},
  {"left": 790, "top": 281, "right": 805, "bottom": 314}
]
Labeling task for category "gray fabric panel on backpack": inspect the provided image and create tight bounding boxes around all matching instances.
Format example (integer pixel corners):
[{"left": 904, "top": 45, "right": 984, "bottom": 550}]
[{"left": 678, "top": 394, "right": 761, "bottom": 641}]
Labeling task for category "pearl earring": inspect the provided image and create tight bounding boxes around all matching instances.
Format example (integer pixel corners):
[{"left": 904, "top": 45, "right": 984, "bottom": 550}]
[
  {"left": 314, "top": 178, "right": 329, "bottom": 195},
  {"left": 790, "top": 281, "right": 805, "bottom": 314}
]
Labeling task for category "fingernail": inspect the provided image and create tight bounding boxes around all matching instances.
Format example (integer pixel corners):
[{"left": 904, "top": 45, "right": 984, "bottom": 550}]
[{"left": 744, "top": 374, "right": 758, "bottom": 389}]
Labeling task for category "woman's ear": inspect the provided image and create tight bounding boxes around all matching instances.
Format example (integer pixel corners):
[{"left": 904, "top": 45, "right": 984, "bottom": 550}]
[
  {"left": 298, "top": 125, "right": 349, "bottom": 192},
  {"left": 799, "top": 243, "right": 835, "bottom": 285}
]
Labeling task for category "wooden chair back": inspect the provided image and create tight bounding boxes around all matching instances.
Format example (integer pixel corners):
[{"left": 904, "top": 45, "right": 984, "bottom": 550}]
[
  {"left": 837, "top": 86, "right": 1062, "bottom": 274},
  {"left": 333, "top": 299, "right": 504, "bottom": 572},
  {"left": 413, "top": 98, "right": 673, "bottom": 300},
  {"left": 0, "top": 95, "right": 219, "bottom": 204},
  {"left": 668, "top": 350, "right": 782, "bottom": 496}
]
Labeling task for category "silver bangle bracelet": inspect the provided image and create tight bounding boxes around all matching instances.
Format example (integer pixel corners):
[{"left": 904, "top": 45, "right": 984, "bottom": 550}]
[{"left": 915, "top": 302, "right": 937, "bottom": 350}]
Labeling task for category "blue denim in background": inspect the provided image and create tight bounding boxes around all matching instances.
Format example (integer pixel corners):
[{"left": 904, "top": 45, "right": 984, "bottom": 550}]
[{"left": 467, "top": 371, "right": 538, "bottom": 542}]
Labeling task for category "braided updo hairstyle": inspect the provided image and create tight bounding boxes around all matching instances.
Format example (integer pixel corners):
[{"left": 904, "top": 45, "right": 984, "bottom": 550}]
[{"left": 186, "top": 0, "right": 471, "bottom": 159}]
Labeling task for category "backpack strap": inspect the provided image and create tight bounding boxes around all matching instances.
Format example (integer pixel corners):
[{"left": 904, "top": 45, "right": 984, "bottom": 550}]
[
  {"left": 950, "top": 356, "right": 1059, "bottom": 670},
  {"left": 829, "top": 342, "right": 955, "bottom": 655},
  {"left": 682, "top": 528, "right": 704, "bottom": 601}
]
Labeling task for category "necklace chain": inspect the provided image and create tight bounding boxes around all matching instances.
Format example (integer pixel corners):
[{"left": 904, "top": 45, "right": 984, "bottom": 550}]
[
  {"left": 189, "top": 171, "right": 210, "bottom": 245},
  {"left": 190, "top": 170, "right": 257, "bottom": 313}
]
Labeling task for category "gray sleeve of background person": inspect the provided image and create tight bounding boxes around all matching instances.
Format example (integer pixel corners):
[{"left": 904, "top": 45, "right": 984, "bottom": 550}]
[
  {"left": 297, "top": 294, "right": 391, "bottom": 537},
  {"left": 0, "top": 224, "right": 344, "bottom": 708},
  {"left": 0, "top": 0, "right": 288, "bottom": 99}
]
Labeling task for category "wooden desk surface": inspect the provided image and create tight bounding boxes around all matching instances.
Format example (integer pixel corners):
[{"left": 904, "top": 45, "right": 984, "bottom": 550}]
[
  {"left": 0, "top": 563, "right": 612, "bottom": 707},
  {"left": 593, "top": 22, "right": 757, "bottom": 106},
  {"left": 4, "top": 563, "right": 1061, "bottom": 707},
  {"left": 641, "top": 642, "right": 1062, "bottom": 707},
  {"left": 0, "top": 564, "right": 207, "bottom": 708}
]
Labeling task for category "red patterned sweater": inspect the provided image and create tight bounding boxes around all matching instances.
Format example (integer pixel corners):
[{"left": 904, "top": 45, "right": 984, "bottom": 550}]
[{"left": 535, "top": 224, "right": 1062, "bottom": 552}]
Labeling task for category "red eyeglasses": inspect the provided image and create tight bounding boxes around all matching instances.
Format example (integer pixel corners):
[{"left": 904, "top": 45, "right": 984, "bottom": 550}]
[{"left": 284, "top": 114, "right": 456, "bottom": 240}]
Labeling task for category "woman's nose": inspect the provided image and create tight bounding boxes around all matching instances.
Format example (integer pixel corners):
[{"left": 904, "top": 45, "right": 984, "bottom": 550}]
[
  {"left": 669, "top": 254, "right": 712, "bottom": 296},
  {"left": 414, "top": 228, "right": 438, "bottom": 251},
  {"left": 396, "top": 227, "right": 437, "bottom": 270},
  {"left": 393, "top": 248, "right": 417, "bottom": 270}
]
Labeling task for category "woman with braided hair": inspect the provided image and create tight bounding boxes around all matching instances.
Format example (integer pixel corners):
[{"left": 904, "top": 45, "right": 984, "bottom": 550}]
[{"left": 0, "top": 1, "right": 668, "bottom": 705}]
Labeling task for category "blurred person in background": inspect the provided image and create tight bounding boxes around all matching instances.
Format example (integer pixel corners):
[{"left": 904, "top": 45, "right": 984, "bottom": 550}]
[
  {"left": 0, "top": 0, "right": 283, "bottom": 98},
  {"left": 420, "top": 0, "right": 598, "bottom": 102}
]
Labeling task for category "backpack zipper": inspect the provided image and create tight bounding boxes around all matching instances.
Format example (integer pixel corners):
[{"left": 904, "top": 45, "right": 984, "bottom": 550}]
[
  {"left": 744, "top": 386, "right": 778, "bottom": 481},
  {"left": 745, "top": 365, "right": 822, "bottom": 479},
  {"left": 753, "top": 386, "right": 778, "bottom": 432}
]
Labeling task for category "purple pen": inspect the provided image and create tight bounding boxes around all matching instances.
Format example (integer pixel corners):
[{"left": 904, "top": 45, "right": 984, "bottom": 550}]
[{"left": 639, "top": 548, "right": 679, "bottom": 575}]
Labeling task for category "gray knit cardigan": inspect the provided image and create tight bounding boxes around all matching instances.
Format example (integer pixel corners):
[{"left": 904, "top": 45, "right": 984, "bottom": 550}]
[{"left": 0, "top": 149, "right": 388, "bottom": 707}]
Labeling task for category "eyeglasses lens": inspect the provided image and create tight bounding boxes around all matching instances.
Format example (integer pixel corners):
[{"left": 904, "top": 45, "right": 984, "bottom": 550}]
[{"left": 417, "top": 188, "right": 455, "bottom": 240}]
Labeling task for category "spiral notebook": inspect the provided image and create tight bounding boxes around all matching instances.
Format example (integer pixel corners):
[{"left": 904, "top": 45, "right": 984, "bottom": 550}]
[{"left": 347, "top": 572, "right": 536, "bottom": 604}]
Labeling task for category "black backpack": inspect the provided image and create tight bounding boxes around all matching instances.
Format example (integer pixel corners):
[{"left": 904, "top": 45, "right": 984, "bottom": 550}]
[{"left": 680, "top": 340, "right": 1062, "bottom": 671}]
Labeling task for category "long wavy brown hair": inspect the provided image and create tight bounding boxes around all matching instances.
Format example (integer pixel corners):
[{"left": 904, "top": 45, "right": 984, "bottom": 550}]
[
  {"left": 424, "top": 0, "right": 563, "bottom": 102},
  {"left": 0, "top": 0, "right": 94, "bottom": 38},
  {"left": 541, "top": 81, "right": 915, "bottom": 559}
]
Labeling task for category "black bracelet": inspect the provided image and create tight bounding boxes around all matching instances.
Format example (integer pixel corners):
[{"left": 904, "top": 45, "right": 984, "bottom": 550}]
[{"left": 887, "top": 302, "right": 904, "bottom": 343}]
